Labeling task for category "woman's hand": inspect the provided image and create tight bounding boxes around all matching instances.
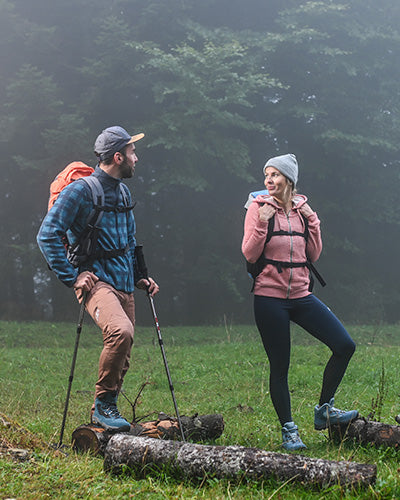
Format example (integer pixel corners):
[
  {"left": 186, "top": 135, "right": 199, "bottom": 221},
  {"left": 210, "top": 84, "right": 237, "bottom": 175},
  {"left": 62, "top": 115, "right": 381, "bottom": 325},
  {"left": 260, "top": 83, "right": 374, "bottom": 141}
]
[
  {"left": 258, "top": 204, "right": 276, "bottom": 223},
  {"left": 299, "top": 203, "right": 314, "bottom": 219}
]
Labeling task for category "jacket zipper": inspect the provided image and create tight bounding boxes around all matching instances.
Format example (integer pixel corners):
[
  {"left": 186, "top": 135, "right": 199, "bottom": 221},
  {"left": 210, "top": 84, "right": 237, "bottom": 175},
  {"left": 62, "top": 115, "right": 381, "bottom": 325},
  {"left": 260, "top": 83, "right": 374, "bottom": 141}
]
[{"left": 285, "top": 211, "right": 293, "bottom": 299}]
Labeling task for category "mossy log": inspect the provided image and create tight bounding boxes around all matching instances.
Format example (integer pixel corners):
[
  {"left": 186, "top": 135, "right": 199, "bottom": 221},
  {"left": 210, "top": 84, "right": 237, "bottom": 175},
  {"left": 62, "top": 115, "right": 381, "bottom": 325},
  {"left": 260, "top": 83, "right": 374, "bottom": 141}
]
[
  {"left": 330, "top": 417, "right": 400, "bottom": 449},
  {"left": 103, "top": 434, "right": 376, "bottom": 488},
  {"left": 72, "top": 413, "right": 224, "bottom": 455}
]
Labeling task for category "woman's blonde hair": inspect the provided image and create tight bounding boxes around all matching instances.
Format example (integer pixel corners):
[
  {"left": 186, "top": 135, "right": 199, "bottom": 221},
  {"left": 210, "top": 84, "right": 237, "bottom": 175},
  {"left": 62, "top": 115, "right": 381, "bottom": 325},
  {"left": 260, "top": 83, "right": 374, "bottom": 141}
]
[{"left": 283, "top": 178, "right": 296, "bottom": 202}]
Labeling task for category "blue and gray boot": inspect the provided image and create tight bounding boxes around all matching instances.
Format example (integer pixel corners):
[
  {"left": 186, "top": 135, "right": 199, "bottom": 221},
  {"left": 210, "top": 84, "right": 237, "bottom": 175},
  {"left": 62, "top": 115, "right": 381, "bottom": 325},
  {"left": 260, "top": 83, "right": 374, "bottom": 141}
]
[
  {"left": 92, "top": 392, "right": 130, "bottom": 432},
  {"left": 281, "top": 421, "right": 307, "bottom": 451},
  {"left": 314, "top": 398, "right": 358, "bottom": 430}
]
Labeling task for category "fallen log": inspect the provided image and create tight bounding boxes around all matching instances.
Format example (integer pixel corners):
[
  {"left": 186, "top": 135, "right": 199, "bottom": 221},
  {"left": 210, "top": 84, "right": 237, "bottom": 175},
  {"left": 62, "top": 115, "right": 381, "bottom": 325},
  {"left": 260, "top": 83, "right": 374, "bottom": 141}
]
[
  {"left": 330, "top": 417, "right": 400, "bottom": 449},
  {"left": 103, "top": 435, "right": 377, "bottom": 488},
  {"left": 72, "top": 413, "right": 224, "bottom": 455}
]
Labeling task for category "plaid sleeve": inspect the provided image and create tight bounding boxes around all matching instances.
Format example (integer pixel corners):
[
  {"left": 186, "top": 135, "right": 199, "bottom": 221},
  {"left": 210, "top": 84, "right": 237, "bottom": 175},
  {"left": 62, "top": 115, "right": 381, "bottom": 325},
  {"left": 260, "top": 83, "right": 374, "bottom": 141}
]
[{"left": 37, "top": 181, "right": 92, "bottom": 287}]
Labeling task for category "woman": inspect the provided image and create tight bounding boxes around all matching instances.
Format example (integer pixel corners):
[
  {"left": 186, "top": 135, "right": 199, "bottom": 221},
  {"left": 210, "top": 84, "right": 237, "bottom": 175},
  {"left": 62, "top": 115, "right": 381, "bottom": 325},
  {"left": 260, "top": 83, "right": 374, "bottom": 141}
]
[{"left": 242, "top": 153, "right": 358, "bottom": 451}]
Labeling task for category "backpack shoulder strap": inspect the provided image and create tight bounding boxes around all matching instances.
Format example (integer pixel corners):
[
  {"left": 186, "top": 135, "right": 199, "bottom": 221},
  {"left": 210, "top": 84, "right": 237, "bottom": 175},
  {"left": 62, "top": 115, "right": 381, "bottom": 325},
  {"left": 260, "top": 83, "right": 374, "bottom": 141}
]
[
  {"left": 119, "top": 183, "right": 131, "bottom": 206},
  {"left": 265, "top": 213, "right": 275, "bottom": 244},
  {"left": 300, "top": 212, "right": 309, "bottom": 241},
  {"left": 78, "top": 175, "right": 105, "bottom": 227},
  {"left": 79, "top": 175, "right": 104, "bottom": 206}
]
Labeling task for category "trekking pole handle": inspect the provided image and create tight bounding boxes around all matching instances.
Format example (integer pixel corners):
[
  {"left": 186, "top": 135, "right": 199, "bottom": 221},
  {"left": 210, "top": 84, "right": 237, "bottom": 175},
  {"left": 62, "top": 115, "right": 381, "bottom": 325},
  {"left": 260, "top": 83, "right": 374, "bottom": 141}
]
[{"left": 134, "top": 244, "right": 149, "bottom": 282}]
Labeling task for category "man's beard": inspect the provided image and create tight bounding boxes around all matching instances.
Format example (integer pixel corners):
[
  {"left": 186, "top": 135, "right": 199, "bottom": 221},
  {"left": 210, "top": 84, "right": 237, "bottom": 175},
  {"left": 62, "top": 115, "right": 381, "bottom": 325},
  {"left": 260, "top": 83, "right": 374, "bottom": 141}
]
[{"left": 120, "top": 157, "right": 134, "bottom": 178}]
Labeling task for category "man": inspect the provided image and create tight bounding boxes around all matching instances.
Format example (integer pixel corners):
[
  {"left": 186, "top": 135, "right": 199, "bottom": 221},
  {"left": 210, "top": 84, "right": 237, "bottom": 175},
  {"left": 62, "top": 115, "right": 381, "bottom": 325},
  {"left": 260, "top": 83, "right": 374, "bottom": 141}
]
[{"left": 37, "top": 125, "right": 159, "bottom": 432}]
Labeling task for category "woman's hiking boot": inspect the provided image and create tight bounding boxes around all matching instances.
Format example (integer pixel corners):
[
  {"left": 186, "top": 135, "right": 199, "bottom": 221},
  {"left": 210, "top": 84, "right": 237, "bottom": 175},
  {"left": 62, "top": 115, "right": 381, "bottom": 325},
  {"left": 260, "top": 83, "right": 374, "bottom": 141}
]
[
  {"left": 281, "top": 421, "right": 307, "bottom": 451},
  {"left": 92, "top": 392, "right": 131, "bottom": 432},
  {"left": 314, "top": 398, "right": 358, "bottom": 430}
]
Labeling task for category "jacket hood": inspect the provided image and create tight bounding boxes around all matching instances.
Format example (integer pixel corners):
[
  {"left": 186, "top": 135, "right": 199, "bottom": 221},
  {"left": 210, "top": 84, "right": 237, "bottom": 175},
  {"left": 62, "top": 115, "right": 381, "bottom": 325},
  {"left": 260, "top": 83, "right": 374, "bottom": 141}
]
[{"left": 254, "top": 193, "right": 308, "bottom": 209}]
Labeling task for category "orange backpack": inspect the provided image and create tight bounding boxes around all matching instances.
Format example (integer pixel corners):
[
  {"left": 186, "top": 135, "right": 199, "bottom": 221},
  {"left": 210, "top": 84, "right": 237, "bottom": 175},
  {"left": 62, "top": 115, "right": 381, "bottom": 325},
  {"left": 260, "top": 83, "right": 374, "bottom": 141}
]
[
  {"left": 48, "top": 161, "right": 94, "bottom": 211},
  {"left": 46, "top": 161, "right": 133, "bottom": 268}
]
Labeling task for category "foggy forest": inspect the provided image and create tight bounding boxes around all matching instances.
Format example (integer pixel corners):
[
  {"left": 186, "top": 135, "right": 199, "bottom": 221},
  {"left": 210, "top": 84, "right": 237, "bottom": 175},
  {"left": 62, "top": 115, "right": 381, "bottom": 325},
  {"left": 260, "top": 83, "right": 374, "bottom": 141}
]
[{"left": 1, "top": 0, "right": 399, "bottom": 325}]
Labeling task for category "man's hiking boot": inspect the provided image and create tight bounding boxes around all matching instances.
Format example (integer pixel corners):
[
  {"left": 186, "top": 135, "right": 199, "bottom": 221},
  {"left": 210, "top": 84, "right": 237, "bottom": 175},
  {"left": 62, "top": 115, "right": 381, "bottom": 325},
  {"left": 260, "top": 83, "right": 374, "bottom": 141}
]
[
  {"left": 314, "top": 398, "right": 358, "bottom": 430},
  {"left": 281, "top": 421, "right": 307, "bottom": 451},
  {"left": 92, "top": 392, "right": 130, "bottom": 432},
  {"left": 395, "top": 414, "right": 400, "bottom": 425}
]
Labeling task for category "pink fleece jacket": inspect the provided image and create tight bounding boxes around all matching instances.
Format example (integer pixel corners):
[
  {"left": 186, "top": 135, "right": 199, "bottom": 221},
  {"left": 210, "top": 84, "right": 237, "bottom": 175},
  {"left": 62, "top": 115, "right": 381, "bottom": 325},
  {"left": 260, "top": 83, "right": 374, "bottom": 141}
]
[{"left": 242, "top": 194, "right": 322, "bottom": 299}]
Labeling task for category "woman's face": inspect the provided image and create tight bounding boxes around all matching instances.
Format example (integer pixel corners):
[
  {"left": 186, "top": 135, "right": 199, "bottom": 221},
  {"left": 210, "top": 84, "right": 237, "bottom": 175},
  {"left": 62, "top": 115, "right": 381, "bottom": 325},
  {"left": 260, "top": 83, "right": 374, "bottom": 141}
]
[{"left": 264, "top": 166, "right": 290, "bottom": 200}]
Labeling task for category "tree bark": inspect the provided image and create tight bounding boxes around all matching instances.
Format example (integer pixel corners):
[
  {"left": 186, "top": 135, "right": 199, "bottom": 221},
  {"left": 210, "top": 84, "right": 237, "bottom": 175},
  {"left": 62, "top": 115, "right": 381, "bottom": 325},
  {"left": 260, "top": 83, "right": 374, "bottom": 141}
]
[
  {"left": 330, "top": 417, "right": 400, "bottom": 449},
  {"left": 103, "top": 435, "right": 376, "bottom": 488},
  {"left": 72, "top": 413, "right": 224, "bottom": 455}
]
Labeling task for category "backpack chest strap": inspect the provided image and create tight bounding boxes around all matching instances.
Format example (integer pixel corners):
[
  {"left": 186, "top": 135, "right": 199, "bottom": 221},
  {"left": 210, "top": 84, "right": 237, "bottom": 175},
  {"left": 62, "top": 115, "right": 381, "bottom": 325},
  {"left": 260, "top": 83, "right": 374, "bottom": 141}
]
[{"left": 93, "top": 203, "right": 135, "bottom": 214}]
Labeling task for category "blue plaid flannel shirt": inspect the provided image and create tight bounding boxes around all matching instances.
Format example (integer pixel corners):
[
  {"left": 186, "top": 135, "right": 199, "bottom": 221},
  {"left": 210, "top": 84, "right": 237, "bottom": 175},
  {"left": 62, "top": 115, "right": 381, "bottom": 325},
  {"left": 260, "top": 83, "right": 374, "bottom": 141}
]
[{"left": 37, "top": 166, "right": 136, "bottom": 292}]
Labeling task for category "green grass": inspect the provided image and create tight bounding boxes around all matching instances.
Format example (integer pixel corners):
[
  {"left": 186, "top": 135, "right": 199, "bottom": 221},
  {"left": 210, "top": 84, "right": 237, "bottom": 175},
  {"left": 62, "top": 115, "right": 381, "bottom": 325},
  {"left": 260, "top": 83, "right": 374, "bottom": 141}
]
[{"left": 0, "top": 319, "right": 400, "bottom": 499}]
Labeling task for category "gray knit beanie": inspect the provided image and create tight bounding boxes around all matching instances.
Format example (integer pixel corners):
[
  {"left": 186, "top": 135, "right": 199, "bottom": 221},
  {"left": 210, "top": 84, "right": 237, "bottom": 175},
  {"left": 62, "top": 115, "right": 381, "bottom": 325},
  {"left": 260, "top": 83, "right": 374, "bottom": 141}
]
[{"left": 263, "top": 154, "right": 298, "bottom": 186}]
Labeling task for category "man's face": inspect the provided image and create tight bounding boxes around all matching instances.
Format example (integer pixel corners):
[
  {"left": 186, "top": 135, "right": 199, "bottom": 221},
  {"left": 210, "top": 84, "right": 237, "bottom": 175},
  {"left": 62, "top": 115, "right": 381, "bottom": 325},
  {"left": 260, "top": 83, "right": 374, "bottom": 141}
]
[{"left": 119, "top": 143, "right": 138, "bottom": 178}]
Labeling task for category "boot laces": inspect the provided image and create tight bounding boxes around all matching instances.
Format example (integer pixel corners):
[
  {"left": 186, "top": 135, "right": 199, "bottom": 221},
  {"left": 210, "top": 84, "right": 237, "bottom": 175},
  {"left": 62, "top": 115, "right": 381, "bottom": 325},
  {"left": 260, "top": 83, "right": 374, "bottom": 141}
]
[
  {"left": 329, "top": 405, "right": 347, "bottom": 417},
  {"left": 283, "top": 428, "right": 300, "bottom": 443},
  {"left": 287, "top": 432, "right": 300, "bottom": 443},
  {"left": 102, "top": 401, "right": 123, "bottom": 419}
]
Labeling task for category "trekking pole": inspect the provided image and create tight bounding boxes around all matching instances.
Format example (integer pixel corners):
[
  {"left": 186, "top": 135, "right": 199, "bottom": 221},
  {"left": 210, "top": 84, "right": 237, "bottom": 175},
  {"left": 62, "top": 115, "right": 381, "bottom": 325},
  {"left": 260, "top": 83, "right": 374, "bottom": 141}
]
[
  {"left": 57, "top": 291, "right": 87, "bottom": 449},
  {"left": 135, "top": 245, "right": 186, "bottom": 441}
]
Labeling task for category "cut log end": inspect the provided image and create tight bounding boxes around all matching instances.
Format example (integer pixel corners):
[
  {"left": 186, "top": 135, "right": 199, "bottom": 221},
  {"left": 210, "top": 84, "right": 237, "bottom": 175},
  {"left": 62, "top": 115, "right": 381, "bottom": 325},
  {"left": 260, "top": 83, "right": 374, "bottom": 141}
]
[{"left": 72, "top": 425, "right": 110, "bottom": 455}]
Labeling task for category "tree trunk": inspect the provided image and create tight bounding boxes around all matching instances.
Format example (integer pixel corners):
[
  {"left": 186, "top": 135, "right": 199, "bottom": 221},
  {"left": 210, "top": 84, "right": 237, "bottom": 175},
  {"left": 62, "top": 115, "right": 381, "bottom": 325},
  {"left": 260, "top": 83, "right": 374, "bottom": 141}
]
[
  {"left": 72, "top": 413, "right": 224, "bottom": 455},
  {"left": 330, "top": 417, "right": 400, "bottom": 448},
  {"left": 103, "top": 435, "right": 376, "bottom": 488}
]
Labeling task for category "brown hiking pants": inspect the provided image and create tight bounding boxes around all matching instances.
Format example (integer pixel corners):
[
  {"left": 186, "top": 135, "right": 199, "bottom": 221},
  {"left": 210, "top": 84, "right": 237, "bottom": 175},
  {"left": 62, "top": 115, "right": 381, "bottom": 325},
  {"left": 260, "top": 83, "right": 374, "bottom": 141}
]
[{"left": 78, "top": 281, "right": 135, "bottom": 401}]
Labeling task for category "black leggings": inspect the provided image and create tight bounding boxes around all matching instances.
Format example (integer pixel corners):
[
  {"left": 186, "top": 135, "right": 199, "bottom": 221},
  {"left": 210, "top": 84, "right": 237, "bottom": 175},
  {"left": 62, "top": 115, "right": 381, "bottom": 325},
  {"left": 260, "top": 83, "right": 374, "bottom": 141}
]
[{"left": 254, "top": 294, "right": 356, "bottom": 425}]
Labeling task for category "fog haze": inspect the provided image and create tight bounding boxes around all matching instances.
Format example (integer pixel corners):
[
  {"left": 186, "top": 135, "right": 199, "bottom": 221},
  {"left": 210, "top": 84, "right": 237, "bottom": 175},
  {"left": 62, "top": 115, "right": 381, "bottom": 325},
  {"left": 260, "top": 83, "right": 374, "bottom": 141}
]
[{"left": 1, "top": 0, "right": 399, "bottom": 325}]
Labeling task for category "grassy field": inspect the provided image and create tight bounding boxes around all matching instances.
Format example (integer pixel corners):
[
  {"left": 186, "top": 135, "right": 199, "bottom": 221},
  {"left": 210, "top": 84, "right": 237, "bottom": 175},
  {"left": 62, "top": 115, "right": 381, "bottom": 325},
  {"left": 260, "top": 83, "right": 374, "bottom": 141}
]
[{"left": 0, "top": 318, "right": 400, "bottom": 499}]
